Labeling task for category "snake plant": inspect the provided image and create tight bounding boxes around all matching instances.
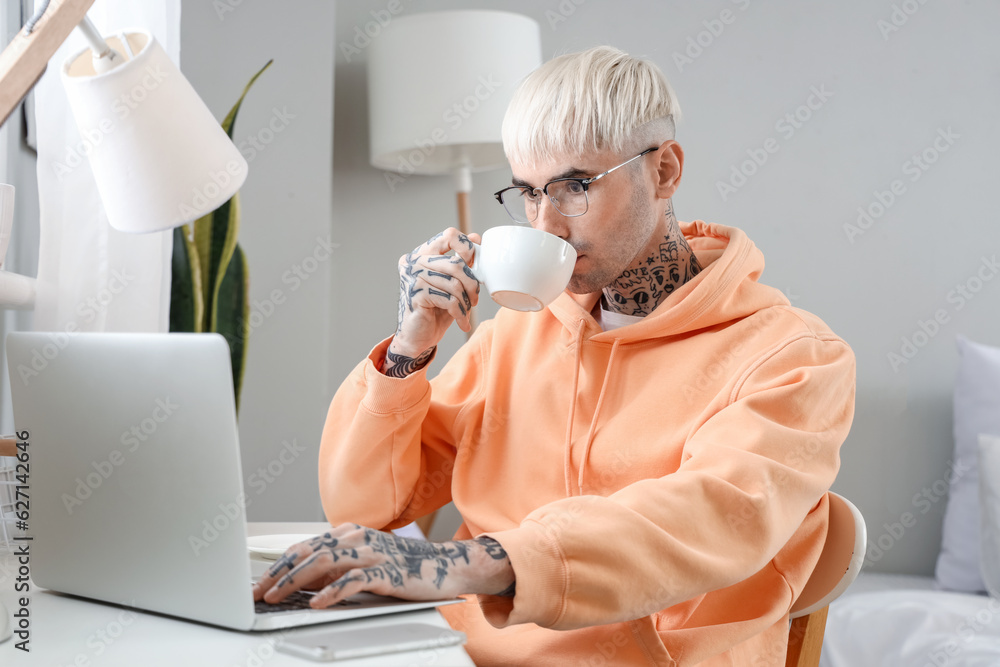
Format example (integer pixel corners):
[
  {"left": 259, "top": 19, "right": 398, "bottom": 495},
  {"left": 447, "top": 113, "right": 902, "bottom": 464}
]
[{"left": 169, "top": 60, "right": 273, "bottom": 413}]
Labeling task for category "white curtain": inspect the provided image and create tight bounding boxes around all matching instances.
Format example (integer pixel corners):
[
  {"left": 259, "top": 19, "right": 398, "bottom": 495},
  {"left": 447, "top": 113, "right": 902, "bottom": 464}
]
[{"left": 31, "top": 0, "right": 179, "bottom": 334}]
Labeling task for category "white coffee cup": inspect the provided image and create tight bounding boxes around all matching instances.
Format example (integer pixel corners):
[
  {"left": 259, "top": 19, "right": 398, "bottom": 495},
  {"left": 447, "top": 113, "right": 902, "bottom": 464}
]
[{"left": 467, "top": 225, "right": 577, "bottom": 311}]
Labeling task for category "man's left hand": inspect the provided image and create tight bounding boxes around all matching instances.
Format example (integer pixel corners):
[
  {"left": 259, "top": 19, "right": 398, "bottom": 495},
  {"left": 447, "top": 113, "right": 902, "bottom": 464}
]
[{"left": 251, "top": 523, "right": 515, "bottom": 608}]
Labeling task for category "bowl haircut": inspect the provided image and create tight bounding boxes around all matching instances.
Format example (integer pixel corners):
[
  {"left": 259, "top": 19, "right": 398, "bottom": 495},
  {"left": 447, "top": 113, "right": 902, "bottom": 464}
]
[{"left": 501, "top": 45, "right": 682, "bottom": 169}]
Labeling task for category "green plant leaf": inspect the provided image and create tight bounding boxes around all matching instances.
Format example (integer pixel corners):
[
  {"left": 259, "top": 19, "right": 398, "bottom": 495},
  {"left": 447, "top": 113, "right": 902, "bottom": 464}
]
[
  {"left": 221, "top": 59, "right": 273, "bottom": 138},
  {"left": 208, "top": 194, "right": 240, "bottom": 332},
  {"left": 195, "top": 59, "right": 273, "bottom": 332},
  {"left": 171, "top": 59, "right": 272, "bottom": 413},
  {"left": 168, "top": 224, "right": 204, "bottom": 333},
  {"left": 216, "top": 243, "right": 250, "bottom": 411}
]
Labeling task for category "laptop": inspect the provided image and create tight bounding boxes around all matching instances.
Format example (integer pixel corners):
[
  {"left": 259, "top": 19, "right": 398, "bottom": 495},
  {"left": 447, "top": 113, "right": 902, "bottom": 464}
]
[{"left": 5, "top": 331, "right": 461, "bottom": 631}]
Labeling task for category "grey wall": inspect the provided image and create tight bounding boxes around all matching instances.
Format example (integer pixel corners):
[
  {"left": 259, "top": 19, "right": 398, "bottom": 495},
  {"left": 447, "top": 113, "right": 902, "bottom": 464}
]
[
  {"left": 331, "top": 0, "right": 1000, "bottom": 572},
  {"left": 180, "top": 1, "right": 335, "bottom": 521}
]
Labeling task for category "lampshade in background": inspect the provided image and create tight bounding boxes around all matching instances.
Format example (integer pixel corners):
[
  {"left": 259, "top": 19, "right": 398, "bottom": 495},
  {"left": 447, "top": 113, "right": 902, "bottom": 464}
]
[
  {"left": 367, "top": 10, "right": 542, "bottom": 234},
  {"left": 61, "top": 29, "right": 248, "bottom": 234}
]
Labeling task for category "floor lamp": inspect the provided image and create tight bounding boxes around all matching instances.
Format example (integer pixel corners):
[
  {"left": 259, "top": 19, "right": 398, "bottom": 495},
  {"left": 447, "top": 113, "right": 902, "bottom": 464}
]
[
  {"left": 0, "top": 0, "right": 246, "bottom": 641},
  {"left": 367, "top": 10, "right": 541, "bottom": 538},
  {"left": 368, "top": 10, "right": 542, "bottom": 334}
]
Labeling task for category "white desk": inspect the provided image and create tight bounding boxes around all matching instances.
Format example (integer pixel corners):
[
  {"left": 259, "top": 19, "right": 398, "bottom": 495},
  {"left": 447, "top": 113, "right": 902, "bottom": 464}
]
[{"left": 0, "top": 522, "right": 475, "bottom": 666}]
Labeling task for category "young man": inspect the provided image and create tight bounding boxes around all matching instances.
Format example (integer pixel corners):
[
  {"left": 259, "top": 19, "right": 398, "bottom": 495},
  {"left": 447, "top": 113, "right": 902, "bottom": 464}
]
[{"left": 254, "top": 46, "right": 856, "bottom": 666}]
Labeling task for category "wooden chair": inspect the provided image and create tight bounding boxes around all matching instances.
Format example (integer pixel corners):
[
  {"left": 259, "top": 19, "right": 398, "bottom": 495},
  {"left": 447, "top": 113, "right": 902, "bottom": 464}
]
[{"left": 785, "top": 492, "right": 867, "bottom": 667}]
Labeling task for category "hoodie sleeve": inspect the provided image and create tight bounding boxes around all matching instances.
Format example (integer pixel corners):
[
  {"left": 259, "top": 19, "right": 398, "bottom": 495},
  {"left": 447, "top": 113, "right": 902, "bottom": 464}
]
[
  {"left": 478, "top": 332, "right": 856, "bottom": 630},
  {"left": 318, "top": 323, "right": 492, "bottom": 530}
]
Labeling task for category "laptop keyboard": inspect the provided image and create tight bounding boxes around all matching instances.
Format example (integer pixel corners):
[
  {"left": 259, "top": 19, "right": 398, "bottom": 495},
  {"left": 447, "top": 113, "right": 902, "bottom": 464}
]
[{"left": 255, "top": 590, "right": 361, "bottom": 615}]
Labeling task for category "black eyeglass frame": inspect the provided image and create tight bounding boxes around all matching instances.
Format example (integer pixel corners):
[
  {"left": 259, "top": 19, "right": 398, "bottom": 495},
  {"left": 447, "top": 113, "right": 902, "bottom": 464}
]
[{"left": 493, "top": 146, "right": 660, "bottom": 222}]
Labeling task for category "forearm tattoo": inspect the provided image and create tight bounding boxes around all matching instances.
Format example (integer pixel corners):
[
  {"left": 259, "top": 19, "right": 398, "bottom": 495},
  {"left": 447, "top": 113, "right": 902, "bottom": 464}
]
[
  {"left": 384, "top": 346, "right": 434, "bottom": 378},
  {"left": 475, "top": 536, "right": 516, "bottom": 597}
]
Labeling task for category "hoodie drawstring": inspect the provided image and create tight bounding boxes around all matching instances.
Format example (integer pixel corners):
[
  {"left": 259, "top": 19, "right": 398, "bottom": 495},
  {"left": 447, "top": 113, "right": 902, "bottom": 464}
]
[
  {"left": 577, "top": 337, "right": 621, "bottom": 494},
  {"left": 562, "top": 321, "right": 586, "bottom": 497}
]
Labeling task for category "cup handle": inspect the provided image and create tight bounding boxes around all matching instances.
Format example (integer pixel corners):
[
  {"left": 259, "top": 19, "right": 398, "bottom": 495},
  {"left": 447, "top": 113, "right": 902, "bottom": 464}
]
[{"left": 466, "top": 242, "right": 483, "bottom": 283}]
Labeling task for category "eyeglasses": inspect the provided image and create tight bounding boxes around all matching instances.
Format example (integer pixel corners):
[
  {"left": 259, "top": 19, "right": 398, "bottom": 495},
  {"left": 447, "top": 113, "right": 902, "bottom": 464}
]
[{"left": 493, "top": 146, "right": 658, "bottom": 224}]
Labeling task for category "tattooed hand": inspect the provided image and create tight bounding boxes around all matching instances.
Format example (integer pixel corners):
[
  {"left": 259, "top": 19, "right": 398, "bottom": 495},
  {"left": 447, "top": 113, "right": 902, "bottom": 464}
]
[
  {"left": 385, "top": 227, "right": 483, "bottom": 378},
  {"left": 251, "top": 524, "right": 515, "bottom": 609}
]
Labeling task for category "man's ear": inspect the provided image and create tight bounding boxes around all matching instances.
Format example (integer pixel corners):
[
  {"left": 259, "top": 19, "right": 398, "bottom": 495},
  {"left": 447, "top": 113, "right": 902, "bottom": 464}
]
[{"left": 652, "top": 140, "right": 684, "bottom": 200}]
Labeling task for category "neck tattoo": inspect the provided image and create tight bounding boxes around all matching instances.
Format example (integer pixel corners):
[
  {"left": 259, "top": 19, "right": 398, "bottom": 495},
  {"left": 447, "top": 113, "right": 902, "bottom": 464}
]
[{"left": 601, "top": 202, "right": 702, "bottom": 317}]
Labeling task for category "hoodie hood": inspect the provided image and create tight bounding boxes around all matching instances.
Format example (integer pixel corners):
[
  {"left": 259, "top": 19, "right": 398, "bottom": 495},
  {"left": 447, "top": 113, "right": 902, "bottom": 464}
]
[{"left": 548, "top": 220, "right": 791, "bottom": 341}]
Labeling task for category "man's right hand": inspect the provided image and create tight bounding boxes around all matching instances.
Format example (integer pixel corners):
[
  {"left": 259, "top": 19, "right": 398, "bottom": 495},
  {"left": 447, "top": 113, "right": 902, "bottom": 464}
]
[{"left": 384, "top": 228, "right": 482, "bottom": 378}]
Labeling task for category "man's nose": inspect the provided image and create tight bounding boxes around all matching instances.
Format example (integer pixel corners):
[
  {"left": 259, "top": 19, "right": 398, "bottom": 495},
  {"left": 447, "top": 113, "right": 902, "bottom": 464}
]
[{"left": 532, "top": 196, "right": 570, "bottom": 240}]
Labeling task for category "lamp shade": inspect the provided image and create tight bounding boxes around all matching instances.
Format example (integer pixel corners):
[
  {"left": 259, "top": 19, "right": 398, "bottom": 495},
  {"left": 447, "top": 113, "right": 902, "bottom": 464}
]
[
  {"left": 61, "top": 30, "right": 248, "bottom": 233},
  {"left": 367, "top": 11, "right": 542, "bottom": 175}
]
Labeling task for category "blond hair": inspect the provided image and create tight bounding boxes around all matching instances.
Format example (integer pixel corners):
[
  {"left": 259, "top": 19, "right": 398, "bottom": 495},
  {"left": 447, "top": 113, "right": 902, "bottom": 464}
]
[{"left": 501, "top": 46, "right": 681, "bottom": 167}]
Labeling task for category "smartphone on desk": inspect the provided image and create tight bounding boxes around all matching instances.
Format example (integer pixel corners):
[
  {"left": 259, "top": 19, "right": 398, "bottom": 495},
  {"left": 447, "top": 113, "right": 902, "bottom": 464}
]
[{"left": 275, "top": 622, "right": 467, "bottom": 662}]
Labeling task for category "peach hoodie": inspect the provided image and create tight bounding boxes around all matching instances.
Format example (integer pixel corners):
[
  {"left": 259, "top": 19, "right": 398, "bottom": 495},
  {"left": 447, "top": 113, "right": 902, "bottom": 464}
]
[{"left": 319, "top": 221, "right": 856, "bottom": 666}]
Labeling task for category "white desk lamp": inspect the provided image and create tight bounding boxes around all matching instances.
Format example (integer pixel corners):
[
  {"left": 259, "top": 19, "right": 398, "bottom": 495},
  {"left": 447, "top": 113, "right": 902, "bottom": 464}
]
[
  {"left": 0, "top": 1, "right": 248, "bottom": 641},
  {"left": 0, "top": 0, "right": 247, "bottom": 308},
  {"left": 367, "top": 9, "right": 541, "bottom": 267}
]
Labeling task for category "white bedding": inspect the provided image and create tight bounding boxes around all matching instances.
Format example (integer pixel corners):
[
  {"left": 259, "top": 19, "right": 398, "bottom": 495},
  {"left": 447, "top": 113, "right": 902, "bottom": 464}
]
[{"left": 821, "top": 573, "right": 1000, "bottom": 667}]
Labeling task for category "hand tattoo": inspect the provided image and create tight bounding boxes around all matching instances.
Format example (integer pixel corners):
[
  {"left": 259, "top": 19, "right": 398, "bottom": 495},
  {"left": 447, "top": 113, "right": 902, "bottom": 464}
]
[{"left": 397, "top": 252, "right": 424, "bottom": 334}]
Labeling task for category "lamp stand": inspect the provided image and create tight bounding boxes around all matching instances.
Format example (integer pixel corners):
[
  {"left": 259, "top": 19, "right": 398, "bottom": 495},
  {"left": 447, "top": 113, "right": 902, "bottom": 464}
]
[{"left": 454, "top": 165, "right": 478, "bottom": 336}]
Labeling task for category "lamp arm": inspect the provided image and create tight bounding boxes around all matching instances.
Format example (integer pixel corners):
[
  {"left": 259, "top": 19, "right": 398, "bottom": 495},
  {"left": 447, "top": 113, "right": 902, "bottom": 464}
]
[
  {"left": 0, "top": 0, "right": 97, "bottom": 128},
  {"left": 74, "top": 14, "right": 109, "bottom": 56}
]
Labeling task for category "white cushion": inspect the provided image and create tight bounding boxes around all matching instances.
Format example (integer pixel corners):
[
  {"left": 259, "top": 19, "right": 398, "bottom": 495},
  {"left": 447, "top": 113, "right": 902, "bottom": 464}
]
[
  {"left": 978, "top": 433, "right": 1000, "bottom": 598},
  {"left": 935, "top": 335, "right": 1000, "bottom": 592}
]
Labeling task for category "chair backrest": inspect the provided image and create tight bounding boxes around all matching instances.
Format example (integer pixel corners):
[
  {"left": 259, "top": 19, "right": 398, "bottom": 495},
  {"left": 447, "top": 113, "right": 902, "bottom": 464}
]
[
  {"left": 790, "top": 492, "right": 867, "bottom": 619},
  {"left": 785, "top": 492, "right": 867, "bottom": 667}
]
